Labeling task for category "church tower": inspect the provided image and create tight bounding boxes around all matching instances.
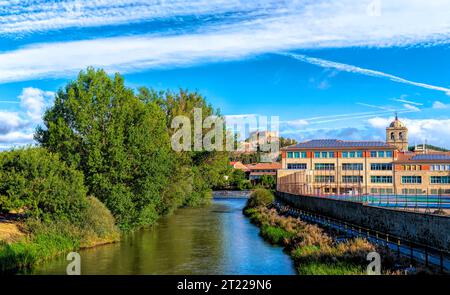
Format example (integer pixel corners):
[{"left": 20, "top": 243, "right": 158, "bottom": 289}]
[{"left": 386, "top": 113, "right": 408, "bottom": 151}]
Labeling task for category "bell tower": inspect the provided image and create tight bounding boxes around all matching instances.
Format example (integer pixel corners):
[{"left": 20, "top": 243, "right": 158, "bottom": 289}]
[{"left": 386, "top": 113, "right": 408, "bottom": 151}]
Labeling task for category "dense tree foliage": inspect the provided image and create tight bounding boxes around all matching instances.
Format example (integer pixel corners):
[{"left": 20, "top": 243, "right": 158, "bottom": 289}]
[
  {"left": 0, "top": 148, "right": 87, "bottom": 222},
  {"left": 35, "top": 68, "right": 175, "bottom": 229},
  {"left": 138, "top": 87, "right": 230, "bottom": 206},
  {"left": 246, "top": 188, "right": 274, "bottom": 208},
  {"left": 34, "top": 68, "right": 229, "bottom": 229}
]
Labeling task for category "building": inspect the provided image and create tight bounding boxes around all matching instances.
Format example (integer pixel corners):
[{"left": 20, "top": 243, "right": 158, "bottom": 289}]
[
  {"left": 230, "top": 161, "right": 250, "bottom": 172},
  {"left": 245, "top": 162, "right": 281, "bottom": 182},
  {"left": 278, "top": 116, "right": 450, "bottom": 195}
]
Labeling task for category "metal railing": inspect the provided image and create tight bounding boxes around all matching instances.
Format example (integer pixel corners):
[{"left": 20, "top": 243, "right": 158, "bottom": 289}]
[{"left": 271, "top": 200, "right": 450, "bottom": 273}]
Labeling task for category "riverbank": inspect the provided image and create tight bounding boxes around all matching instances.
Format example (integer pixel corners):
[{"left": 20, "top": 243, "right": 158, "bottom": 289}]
[
  {"left": 0, "top": 197, "right": 120, "bottom": 273},
  {"left": 243, "top": 203, "right": 416, "bottom": 275}
]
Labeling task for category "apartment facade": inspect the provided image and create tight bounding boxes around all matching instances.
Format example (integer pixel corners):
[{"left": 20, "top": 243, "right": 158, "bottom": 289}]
[{"left": 278, "top": 117, "right": 450, "bottom": 195}]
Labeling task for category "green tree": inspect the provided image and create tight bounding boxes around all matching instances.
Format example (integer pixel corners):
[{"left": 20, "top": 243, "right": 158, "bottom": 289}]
[
  {"left": 0, "top": 148, "right": 87, "bottom": 223},
  {"left": 260, "top": 175, "right": 276, "bottom": 189},
  {"left": 35, "top": 68, "right": 175, "bottom": 230},
  {"left": 138, "top": 88, "right": 230, "bottom": 205}
]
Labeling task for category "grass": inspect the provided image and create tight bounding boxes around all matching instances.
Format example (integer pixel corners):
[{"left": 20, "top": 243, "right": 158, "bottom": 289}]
[
  {"left": 260, "top": 224, "right": 295, "bottom": 245},
  {"left": 0, "top": 222, "right": 79, "bottom": 272},
  {"left": 244, "top": 204, "right": 409, "bottom": 275},
  {"left": 0, "top": 197, "right": 120, "bottom": 273}
]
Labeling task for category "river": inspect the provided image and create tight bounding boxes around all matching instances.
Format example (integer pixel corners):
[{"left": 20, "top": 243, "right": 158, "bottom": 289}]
[{"left": 32, "top": 194, "right": 296, "bottom": 275}]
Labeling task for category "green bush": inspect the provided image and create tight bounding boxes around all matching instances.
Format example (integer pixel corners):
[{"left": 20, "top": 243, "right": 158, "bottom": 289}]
[
  {"left": 0, "top": 148, "right": 87, "bottom": 222},
  {"left": 260, "top": 224, "right": 295, "bottom": 245},
  {"left": 246, "top": 188, "right": 274, "bottom": 208}
]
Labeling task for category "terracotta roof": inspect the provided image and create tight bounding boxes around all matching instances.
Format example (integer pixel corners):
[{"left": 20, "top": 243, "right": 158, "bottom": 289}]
[
  {"left": 245, "top": 162, "right": 281, "bottom": 170},
  {"left": 249, "top": 171, "right": 277, "bottom": 176}
]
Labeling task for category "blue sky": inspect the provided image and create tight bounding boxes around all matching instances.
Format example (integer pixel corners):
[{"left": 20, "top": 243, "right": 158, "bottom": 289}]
[{"left": 1, "top": 0, "right": 450, "bottom": 150}]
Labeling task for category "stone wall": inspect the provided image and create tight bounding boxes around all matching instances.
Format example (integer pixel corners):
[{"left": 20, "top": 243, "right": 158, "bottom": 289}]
[{"left": 276, "top": 191, "right": 450, "bottom": 251}]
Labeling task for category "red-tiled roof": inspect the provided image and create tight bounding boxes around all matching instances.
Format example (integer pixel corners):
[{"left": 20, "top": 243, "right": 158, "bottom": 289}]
[{"left": 245, "top": 162, "right": 281, "bottom": 170}]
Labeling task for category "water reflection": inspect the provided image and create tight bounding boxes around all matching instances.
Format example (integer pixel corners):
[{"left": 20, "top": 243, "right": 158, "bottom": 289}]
[{"left": 33, "top": 197, "right": 296, "bottom": 275}]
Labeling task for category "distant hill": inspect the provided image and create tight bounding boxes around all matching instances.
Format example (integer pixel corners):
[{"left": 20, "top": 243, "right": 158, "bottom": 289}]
[{"left": 409, "top": 144, "right": 449, "bottom": 152}]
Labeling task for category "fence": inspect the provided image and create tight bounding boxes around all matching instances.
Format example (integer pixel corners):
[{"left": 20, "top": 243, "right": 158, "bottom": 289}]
[
  {"left": 277, "top": 169, "right": 450, "bottom": 213},
  {"left": 272, "top": 200, "right": 450, "bottom": 273}
]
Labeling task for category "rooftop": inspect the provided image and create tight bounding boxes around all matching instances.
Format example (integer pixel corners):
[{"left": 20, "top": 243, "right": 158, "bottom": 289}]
[
  {"left": 283, "top": 139, "right": 393, "bottom": 150},
  {"left": 245, "top": 162, "right": 281, "bottom": 170},
  {"left": 395, "top": 152, "right": 450, "bottom": 163}
]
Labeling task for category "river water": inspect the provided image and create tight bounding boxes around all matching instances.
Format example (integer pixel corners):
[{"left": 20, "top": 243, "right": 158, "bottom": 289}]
[{"left": 32, "top": 195, "right": 296, "bottom": 275}]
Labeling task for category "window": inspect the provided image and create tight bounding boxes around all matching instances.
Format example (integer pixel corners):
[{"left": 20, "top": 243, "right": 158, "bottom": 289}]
[
  {"left": 399, "top": 132, "right": 403, "bottom": 140},
  {"left": 370, "top": 151, "right": 377, "bottom": 157},
  {"left": 356, "top": 151, "right": 363, "bottom": 158},
  {"left": 370, "top": 163, "right": 392, "bottom": 171},
  {"left": 386, "top": 151, "right": 393, "bottom": 157},
  {"left": 349, "top": 151, "right": 355, "bottom": 158},
  {"left": 430, "top": 176, "right": 450, "bottom": 184},
  {"left": 315, "top": 176, "right": 335, "bottom": 183},
  {"left": 287, "top": 152, "right": 293, "bottom": 158},
  {"left": 377, "top": 151, "right": 385, "bottom": 158},
  {"left": 390, "top": 132, "right": 395, "bottom": 140},
  {"left": 314, "top": 151, "right": 334, "bottom": 158},
  {"left": 371, "top": 176, "right": 392, "bottom": 183},
  {"left": 401, "top": 176, "right": 422, "bottom": 184},
  {"left": 294, "top": 152, "right": 300, "bottom": 158},
  {"left": 287, "top": 163, "right": 307, "bottom": 170},
  {"left": 342, "top": 176, "right": 363, "bottom": 183},
  {"left": 342, "top": 151, "right": 348, "bottom": 158},
  {"left": 342, "top": 163, "right": 363, "bottom": 170},
  {"left": 315, "top": 163, "right": 335, "bottom": 170},
  {"left": 301, "top": 152, "right": 307, "bottom": 158}
]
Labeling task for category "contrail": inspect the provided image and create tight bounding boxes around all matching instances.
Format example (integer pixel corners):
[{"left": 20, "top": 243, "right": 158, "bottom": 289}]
[{"left": 285, "top": 53, "right": 450, "bottom": 96}]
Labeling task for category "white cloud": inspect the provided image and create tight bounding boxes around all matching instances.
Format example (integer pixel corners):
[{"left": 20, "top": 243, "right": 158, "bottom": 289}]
[
  {"left": 402, "top": 103, "right": 421, "bottom": 112},
  {"left": 0, "top": 87, "right": 54, "bottom": 149},
  {"left": 368, "top": 117, "right": 450, "bottom": 148},
  {"left": 0, "top": 111, "right": 26, "bottom": 134},
  {"left": 288, "top": 54, "right": 450, "bottom": 96},
  {"left": 432, "top": 101, "right": 449, "bottom": 109},
  {"left": 0, "top": 131, "right": 34, "bottom": 144},
  {"left": 1, "top": 1, "right": 450, "bottom": 82},
  {"left": 19, "top": 87, "right": 55, "bottom": 122}
]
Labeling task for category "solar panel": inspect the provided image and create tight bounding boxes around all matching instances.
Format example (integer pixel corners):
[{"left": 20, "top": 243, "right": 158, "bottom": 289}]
[
  {"left": 410, "top": 154, "right": 450, "bottom": 161},
  {"left": 291, "top": 139, "right": 391, "bottom": 149}
]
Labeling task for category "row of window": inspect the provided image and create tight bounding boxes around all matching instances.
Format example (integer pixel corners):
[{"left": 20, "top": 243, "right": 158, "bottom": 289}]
[
  {"left": 288, "top": 163, "right": 392, "bottom": 171},
  {"left": 370, "top": 176, "right": 393, "bottom": 183},
  {"left": 371, "top": 188, "right": 394, "bottom": 194},
  {"left": 287, "top": 163, "right": 307, "bottom": 170},
  {"left": 312, "top": 175, "right": 450, "bottom": 184},
  {"left": 286, "top": 152, "right": 308, "bottom": 159},
  {"left": 430, "top": 165, "right": 450, "bottom": 171},
  {"left": 342, "top": 163, "right": 363, "bottom": 171},
  {"left": 401, "top": 176, "right": 422, "bottom": 184},
  {"left": 286, "top": 150, "right": 393, "bottom": 158},
  {"left": 370, "top": 163, "right": 392, "bottom": 171},
  {"left": 401, "top": 165, "right": 422, "bottom": 171},
  {"left": 430, "top": 176, "right": 450, "bottom": 184},
  {"left": 342, "top": 176, "right": 364, "bottom": 183}
]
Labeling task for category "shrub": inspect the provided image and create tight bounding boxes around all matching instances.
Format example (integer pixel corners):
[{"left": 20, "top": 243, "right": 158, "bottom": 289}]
[
  {"left": 260, "top": 224, "right": 295, "bottom": 245},
  {"left": 0, "top": 148, "right": 87, "bottom": 223},
  {"left": 246, "top": 188, "right": 274, "bottom": 208}
]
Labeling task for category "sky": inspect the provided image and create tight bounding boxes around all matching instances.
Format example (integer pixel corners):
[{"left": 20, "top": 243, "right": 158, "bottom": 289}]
[{"left": 1, "top": 0, "right": 450, "bottom": 150}]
